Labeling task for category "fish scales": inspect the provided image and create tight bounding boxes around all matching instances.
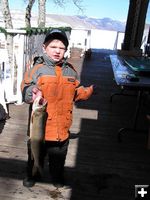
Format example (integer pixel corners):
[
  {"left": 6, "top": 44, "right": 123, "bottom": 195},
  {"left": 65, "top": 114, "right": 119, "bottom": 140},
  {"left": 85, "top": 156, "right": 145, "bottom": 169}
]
[{"left": 30, "top": 96, "right": 47, "bottom": 176}]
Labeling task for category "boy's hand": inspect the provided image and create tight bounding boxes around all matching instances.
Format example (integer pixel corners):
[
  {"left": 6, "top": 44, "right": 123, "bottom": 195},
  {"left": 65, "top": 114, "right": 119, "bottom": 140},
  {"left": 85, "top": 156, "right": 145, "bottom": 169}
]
[{"left": 32, "top": 87, "right": 42, "bottom": 102}]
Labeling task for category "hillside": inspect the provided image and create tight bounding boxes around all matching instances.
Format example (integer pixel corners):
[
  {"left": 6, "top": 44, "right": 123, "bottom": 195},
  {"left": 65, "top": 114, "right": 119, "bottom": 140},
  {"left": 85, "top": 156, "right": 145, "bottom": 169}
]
[{"left": 0, "top": 9, "right": 126, "bottom": 32}]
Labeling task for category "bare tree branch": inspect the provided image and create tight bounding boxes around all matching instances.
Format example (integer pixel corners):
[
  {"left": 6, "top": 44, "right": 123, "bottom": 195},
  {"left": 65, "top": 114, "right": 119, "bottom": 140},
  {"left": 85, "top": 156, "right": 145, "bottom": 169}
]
[
  {"left": 52, "top": 0, "right": 84, "bottom": 12},
  {"left": 52, "top": 0, "right": 66, "bottom": 8},
  {"left": 72, "top": 0, "right": 84, "bottom": 13}
]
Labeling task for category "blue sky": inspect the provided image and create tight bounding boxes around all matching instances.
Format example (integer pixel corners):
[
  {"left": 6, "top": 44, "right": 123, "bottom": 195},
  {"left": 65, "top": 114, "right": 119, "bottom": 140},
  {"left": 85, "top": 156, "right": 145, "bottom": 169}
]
[{"left": 9, "top": 0, "right": 150, "bottom": 23}]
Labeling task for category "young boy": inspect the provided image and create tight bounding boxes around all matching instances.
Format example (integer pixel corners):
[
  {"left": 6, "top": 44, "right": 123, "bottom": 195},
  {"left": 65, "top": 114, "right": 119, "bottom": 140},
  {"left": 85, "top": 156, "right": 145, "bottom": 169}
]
[{"left": 21, "top": 29, "right": 94, "bottom": 188}]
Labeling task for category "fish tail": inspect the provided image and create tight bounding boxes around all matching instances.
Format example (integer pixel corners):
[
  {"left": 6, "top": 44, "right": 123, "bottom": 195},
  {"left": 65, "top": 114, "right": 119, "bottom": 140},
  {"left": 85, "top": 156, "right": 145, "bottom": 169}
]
[{"left": 32, "top": 164, "right": 43, "bottom": 177}]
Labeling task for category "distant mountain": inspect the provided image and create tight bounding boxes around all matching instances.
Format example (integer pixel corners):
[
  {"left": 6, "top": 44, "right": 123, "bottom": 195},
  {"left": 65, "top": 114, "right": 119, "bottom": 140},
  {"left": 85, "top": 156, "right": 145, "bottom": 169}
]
[
  {"left": 77, "top": 16, "right": 126, "bottom": 32},
  {"left": 0, "top": 10, "right": 126, "bottom": 32},
  {"left": 45, "top": 14, "right": 126, "bottom": 32}
]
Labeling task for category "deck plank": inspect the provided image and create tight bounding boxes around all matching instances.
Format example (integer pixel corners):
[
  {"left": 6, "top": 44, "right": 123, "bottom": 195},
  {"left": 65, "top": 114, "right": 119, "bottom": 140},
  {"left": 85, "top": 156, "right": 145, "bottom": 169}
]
[{"left": 0, "top": 50, "right": 150, "bottom": 199}]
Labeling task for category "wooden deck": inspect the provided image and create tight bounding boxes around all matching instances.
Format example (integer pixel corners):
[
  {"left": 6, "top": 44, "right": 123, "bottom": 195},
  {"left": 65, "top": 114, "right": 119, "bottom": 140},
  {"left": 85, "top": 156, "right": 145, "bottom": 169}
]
[{"left": 0, "top": 49, "right": 150, "bottom": 200}]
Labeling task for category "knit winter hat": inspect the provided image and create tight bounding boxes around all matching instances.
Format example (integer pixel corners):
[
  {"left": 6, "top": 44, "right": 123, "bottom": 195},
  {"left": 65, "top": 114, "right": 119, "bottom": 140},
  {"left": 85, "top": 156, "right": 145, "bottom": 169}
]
[{"left": 43, "top": 29, "right": 69, "bottom": 48}]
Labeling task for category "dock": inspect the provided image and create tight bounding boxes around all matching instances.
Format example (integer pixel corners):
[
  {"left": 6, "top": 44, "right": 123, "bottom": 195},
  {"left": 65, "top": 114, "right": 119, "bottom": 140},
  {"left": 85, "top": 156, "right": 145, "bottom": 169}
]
[{"left": 0, "top": 49, "right": 150, "bottom": 200}]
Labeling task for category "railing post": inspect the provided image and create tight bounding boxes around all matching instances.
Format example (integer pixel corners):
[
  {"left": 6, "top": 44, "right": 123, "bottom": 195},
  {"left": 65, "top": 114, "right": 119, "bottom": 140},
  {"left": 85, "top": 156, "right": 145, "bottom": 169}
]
[{"left": 15, "top": 34, "right": 25, "bottom": 105}]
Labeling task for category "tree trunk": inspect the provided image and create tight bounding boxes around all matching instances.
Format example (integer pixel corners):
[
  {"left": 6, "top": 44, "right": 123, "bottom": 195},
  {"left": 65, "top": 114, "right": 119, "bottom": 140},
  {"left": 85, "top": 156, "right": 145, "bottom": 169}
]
[
  {"left": 25, "top": 0, "right": 36, "bottom": 28},
  {"left": 1, "top": 0, "right": 13, "bottom": 75},
  {"left": 38, "top": 0, "right": 46, "bottom": 28}
]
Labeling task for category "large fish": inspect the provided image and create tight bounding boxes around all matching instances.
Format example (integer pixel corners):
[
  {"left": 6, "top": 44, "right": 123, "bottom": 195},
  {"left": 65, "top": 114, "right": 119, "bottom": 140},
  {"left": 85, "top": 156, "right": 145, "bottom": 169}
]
[{"left": 30, "top": 96, "right": 47, "bottom": 177}]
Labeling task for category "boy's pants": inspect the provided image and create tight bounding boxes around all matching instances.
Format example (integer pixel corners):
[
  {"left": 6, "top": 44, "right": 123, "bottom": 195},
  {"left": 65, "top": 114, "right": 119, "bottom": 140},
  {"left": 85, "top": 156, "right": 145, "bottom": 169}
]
[{"left": 26, "top": 138, "right": 69, "bottom": 181}]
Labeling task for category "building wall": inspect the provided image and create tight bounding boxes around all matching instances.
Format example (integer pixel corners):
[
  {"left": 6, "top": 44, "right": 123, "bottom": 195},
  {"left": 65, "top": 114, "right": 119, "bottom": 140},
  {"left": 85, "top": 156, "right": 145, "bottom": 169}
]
[
  {"left": 70, "top": 28, "right": 149, "bottom": 51},
  {"left": 70, "top": 29, "right": 125, "bottom": 51}
]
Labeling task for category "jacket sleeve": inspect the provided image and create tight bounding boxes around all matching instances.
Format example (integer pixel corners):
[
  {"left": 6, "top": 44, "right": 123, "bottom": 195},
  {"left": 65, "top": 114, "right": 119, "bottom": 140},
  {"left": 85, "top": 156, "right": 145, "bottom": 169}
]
[
  {"left": 21, "top": 64, "right": 42, "bottom": 103},
  {"left": 74, "top": 85, "right": 93, "bottom": 102},
  {"left": 70, "top": 64, "right": 93, "bottom": 102}
]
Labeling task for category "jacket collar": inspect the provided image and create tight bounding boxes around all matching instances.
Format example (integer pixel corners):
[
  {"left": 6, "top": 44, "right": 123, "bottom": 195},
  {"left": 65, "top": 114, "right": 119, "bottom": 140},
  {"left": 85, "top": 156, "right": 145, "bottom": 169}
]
[{"left": 43, "top": 53, "right": 67, "bottom": 68}]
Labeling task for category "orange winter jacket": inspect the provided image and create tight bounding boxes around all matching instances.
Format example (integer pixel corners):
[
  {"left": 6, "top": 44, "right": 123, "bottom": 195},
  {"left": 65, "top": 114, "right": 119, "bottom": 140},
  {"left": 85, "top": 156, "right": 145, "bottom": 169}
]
[{"left": 21, "top": 56, "right": 93, "bottom": 142}]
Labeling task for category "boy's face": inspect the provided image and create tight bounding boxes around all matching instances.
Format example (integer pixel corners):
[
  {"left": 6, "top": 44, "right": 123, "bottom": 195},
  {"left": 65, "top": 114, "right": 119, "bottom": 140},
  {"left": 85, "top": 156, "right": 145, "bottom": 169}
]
[{"left": 43, "top": 39, "right": 66, "bottom": 62}]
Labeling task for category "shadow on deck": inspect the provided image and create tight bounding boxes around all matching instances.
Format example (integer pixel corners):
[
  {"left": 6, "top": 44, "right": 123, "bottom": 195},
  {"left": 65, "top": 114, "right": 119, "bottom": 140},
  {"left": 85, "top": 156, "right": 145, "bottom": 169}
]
[{"left": 0, "top": 49, "right": 150, "bottom": 200}]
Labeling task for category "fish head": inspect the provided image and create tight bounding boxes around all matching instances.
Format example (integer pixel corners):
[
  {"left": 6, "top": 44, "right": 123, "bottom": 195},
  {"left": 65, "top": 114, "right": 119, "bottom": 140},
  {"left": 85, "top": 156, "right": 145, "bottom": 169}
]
[{"left": 32, "top": 96, "right": 47, "bottom": 112}]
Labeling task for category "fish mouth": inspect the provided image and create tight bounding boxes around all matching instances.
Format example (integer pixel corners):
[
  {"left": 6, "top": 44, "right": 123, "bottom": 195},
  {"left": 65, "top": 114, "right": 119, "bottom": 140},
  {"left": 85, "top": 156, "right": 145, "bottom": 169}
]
[
  {"left": 33, "top": 97, "right": 47, "bottom": 112},
  {"left": 39, "top": 97, "right": 47, "bottom": 106}
]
